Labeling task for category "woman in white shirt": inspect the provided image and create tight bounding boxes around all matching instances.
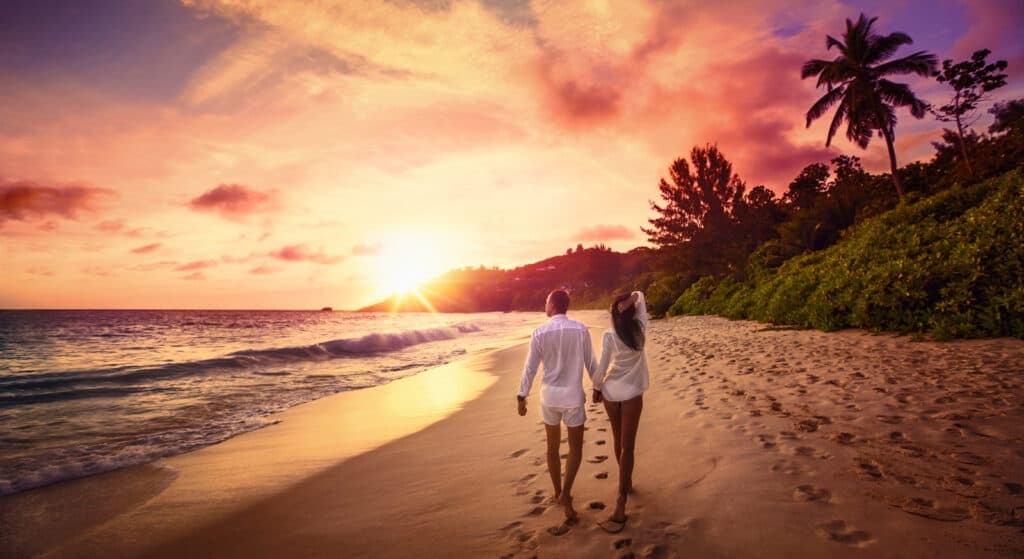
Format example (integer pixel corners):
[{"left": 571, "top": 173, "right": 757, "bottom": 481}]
[{"left": 592, "top": 291, "right": 649, "bottom": 533}]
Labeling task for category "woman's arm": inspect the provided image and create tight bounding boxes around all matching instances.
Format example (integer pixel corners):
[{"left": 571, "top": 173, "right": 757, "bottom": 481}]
[
  {"left": 633, "top": 291, "right": 649, "bottom": 331},
  {"left": 591, "top": 332, "right": 613, "bottom": 389}
]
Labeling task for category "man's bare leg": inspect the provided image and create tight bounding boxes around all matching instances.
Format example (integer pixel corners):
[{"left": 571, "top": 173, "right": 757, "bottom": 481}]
[
  {"left": 544, "top": 423, "right": 562, "bottom": 501},
  {"left": 560, "top": 424, "right": 584, "bottom": 522}
]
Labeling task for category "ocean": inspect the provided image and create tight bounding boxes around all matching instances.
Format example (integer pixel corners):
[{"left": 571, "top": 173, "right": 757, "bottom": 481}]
[{"left": 0, "top": 310, "right": 546, "bottom": 496}]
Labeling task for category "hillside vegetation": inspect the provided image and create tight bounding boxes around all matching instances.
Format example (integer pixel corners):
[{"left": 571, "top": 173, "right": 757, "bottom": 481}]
[{"left": 669, "top": 171, "right": 1024, "bottom": 339}]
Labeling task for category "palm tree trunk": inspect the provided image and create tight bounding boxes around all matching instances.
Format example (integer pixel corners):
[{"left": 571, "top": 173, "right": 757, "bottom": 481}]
[
  {"left": 881, "top": 126, "right": 905, "bottom": 201},
  {"left": 954, "top": 113, "right": 974, "bottom": 177}
]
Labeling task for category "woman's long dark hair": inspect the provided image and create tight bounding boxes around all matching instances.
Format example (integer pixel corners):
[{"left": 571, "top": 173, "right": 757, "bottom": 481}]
[{"left": 611, "top": 292, "right": 644, "bottom": 351}]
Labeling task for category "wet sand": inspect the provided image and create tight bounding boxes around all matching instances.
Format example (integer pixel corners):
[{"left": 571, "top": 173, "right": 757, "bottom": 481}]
[{"left": 3, "top": 314, "right": 1022, "bottom": 558}]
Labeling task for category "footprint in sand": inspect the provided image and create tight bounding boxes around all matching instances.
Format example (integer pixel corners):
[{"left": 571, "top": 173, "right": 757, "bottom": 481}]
[
  {"left": 595, "top": 472, "right": 609, "bottom": 479},
  {"left": 525, "top": 506, "right": 546, "bottom": 516},
  {"left": 816, "top": 520, "right": 874, "bottom": 547},
  {"left": 595, "top": 440, "right": 607, "bottom": 446},
  {"left": 588, "top": 500, "right": 606, "bottom": 510},
  {"left": 856, "top": 459, "right": 884, "bottom": 480},
  {"left": 508, "top": 448, "right": 529, "bottom": 459},
  {"left": 589, "top": 455, "right": 609, "bottom": 464},
  {"left": 833, "top": 432, "right": 856, "bottom": 445},
  {"left": 899, "top": 497, "right": 970, "bottom": 522},
  {"left": 793, "top": 484, "right": 832, "bottom": 503}
]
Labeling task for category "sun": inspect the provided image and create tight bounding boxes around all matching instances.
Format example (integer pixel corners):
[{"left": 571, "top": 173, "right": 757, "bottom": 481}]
[{"left": 376, "top": 236, "right": 439, "bottom": 296}]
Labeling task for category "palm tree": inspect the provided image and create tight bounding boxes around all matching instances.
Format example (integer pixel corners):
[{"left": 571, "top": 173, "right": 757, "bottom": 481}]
[{"left": 802, "top": 14, "right": 937, "bottom": 200}]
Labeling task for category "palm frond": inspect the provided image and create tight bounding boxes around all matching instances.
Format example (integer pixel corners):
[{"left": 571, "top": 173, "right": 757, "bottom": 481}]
[
  {"left": 865, "top": 31, "right": 913, "bottom": 64},
  {"left": 826, "top": 97, "right": 848, "bottom": 147},
  {"left": 801, "top": 58, "right": 830, "bottom": 79},
  {"left": 806, "top": 85, "right": 846, "bottom": 127},
  {"left": 826, "top": 34, "right": 845, "bottom": 53},
  {"left": 878, "top": 79, "right": 929, "bottom": 117},
  {"left": 874, "top": 51, "right": 938, "bottom": 77}
]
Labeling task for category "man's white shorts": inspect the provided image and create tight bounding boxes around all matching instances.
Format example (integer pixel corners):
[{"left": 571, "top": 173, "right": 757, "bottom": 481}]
[{"left": 541, "top": 404, "right": 586, "bottom": 427}]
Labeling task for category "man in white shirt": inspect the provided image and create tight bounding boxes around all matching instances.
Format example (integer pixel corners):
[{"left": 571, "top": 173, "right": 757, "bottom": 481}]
[{"left": 517, "top": 289, "right": 599, "bottom": 532}]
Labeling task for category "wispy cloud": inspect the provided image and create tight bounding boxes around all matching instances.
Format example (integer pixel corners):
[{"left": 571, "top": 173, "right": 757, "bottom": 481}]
[
  {"left": 269, "top": 244, "right": 343, "bottom": 265},
  {"left": 130, "top": 242, "right": 162, "bottom": 254},
  {"left": 575, "top": 224, "right": 635, "bottom": 242},
  {"left": 351, "top": 242, "right": 383, "bottom": 256},
  {"left": 248, "top": 265, "right": 280, "bottom": 275},
  {"left": 175, "top": 260, "right": 218, "bottom": 271}
]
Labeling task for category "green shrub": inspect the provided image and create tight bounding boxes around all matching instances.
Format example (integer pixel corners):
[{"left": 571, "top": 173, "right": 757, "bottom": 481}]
[{"left": 669, "top": 171, "right": 1024, "bottom": 338}]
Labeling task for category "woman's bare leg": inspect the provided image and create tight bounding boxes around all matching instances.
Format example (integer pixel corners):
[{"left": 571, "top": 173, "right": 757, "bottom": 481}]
[
  {"left": 603, "top": 399, "right": 623, "bottom": 465},
  {"left": 611, "top": 395, "right": 643, "bottom": 523}
]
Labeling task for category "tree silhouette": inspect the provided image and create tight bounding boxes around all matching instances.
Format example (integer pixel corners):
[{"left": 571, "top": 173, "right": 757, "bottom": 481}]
[
  {"left": 801, "top": 14, "right": 936, "bottom": 200},
  {"left": 783, "top": 163, "right": 830, "bottom": 212},
  {"left": 931, "top": 49, "right": 1008, "bottom": 176},
  {"left": 643, "top": 144, "right": 745, "bottom": 248}
]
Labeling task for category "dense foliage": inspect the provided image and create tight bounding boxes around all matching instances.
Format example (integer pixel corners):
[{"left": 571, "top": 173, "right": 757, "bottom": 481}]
[{"left": 669, "top": 171, "right": 1024, "bottom": 339}]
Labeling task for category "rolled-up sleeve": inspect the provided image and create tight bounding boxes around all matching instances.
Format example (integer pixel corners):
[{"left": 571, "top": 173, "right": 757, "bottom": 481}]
[{"left": 518, "top": 332, "right": 542, "bottom": 398}]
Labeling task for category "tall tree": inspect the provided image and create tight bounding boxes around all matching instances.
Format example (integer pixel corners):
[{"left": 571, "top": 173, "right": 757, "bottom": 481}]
[
  {"left": 783, "top": 162, "right": 830, "bottom": 212},
  {"left": 801, "top": 13, "right": 937, "bottom": 200},
  {"left": 643, "top": 144, "right": 745, "bottom": 248},
  {"left": 931, "top": 49, "right": 1008, "bottom": 176}
]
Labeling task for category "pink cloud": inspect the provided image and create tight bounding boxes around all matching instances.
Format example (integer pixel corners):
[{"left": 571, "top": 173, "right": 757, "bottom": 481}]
[
  {"left": 95, "top": 220, "right": 146, "bottom": 237},
  {"left": 351, "top": 242, "right": 383, "bottom": 256},
  {"left": 182, "top": 272, "right": 207, "bottom": 281},
  {"left": 188, "top": 184, "right": 279, "bottom": 219},
  {"left": 26, "top": 265, "right": 55, "bottom": 277},
  {"left": 95, "top": 220, "right": 124, "bottom": 233},
  {"left": 129, "top": 260, "right": 178, "bottom": 272},
  {"left": 269, "top": 244, "right": 343, "bottom": 265},
  {"left": 248, "top": 265, "right": 281, "bottom": 275},
  {"left": 575, "top": 224, "right": 635, "bottom": 242},
  {"left": 130, "top": 243, "right": 162, "bottom": 254},
  {"left": 82, "top": 265, "right": 114, "bottom": 277},
  {"left": 1, "top": 180, "right": 112, "bottom": 224},
  {"left": 176, "top": 260, "right": 218, "bottom": 271}
]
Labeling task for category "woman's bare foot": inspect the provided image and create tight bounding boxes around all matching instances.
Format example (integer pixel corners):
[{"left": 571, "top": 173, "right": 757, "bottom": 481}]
[
  {"left": 560, "top": 494, "right": 579, "bottom": 523},
  {"left": 610, "top": 495, "right": 627, "bottom": 523}
]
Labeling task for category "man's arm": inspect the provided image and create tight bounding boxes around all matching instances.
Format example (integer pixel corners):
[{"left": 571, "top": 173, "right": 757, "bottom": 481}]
[
  {"left": 582, "top": 329, "right": 600, "bottom": 382},
  {"left": 517, "top": 332, "right": 542, "bottom": 415}
]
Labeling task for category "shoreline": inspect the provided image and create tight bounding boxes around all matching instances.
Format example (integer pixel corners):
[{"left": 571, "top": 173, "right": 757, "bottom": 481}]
[
  {"left": 0, "top": 323, "right": 541, "bottom": 558},
  {"left": 3, "top": 314, "right": 1023, "bottom": 558}
]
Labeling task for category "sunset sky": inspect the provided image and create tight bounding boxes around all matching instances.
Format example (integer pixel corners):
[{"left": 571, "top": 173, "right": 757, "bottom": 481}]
[{"left": 2, "top": 0, "right": 1021, "bottom": 309}]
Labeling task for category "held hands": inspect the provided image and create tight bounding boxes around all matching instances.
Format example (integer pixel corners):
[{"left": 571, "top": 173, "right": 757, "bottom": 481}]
[
  {"left": 593, "top": 389, "right": 603, "bottom": 404},
  {"left": 517, "top": 396, "right": 527, "bottom": 416}
]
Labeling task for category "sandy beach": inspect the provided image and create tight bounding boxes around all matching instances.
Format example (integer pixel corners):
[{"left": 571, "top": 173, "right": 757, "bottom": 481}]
[{"left": 3, "top": 314, "right": 1023, "bottom": 558}]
